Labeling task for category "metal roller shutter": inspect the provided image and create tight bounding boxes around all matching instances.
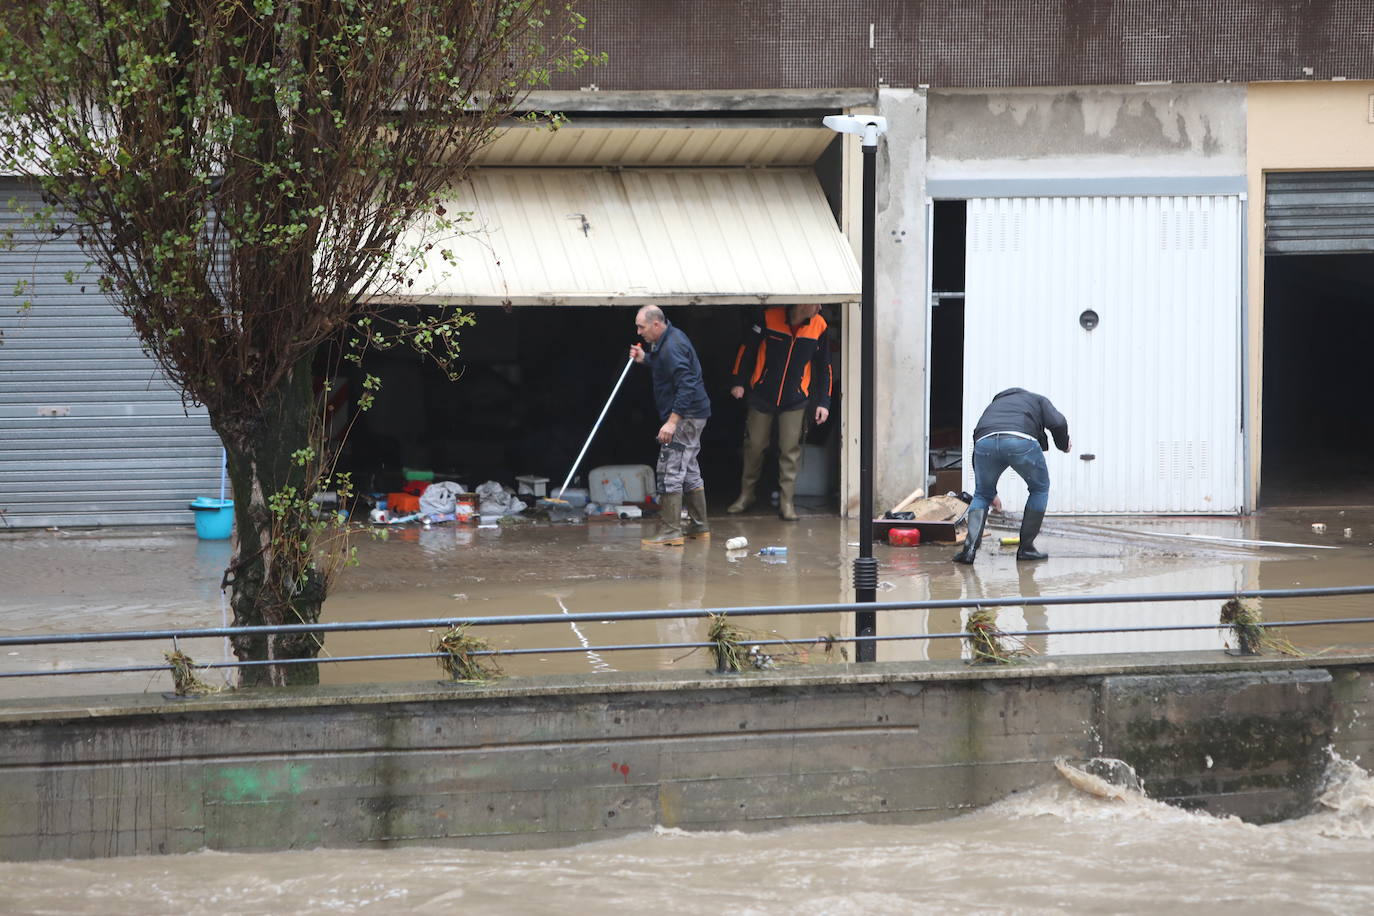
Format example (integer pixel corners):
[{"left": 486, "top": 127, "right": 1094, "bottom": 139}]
[
  {"left": 1264, "top": 170, "right": 1374, "bottom": 255},
  {"left": 0, "top": 178, "right": 223, "bottom": 528}
]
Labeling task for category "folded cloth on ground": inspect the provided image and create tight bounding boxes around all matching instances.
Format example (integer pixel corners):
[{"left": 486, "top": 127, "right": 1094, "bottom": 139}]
[
  {"left": 419, "top": 480, "right": 467, "bottom": 516},
  {"left": 475, "top": 480, "right": 527, "bottom": 516}
]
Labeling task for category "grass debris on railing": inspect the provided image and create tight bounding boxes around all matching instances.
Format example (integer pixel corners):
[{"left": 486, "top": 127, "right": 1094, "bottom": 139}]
[
  {"left": 708, "top": 612, "right": 750, "bottom": 673},
  {"left": 1219, "top": 598, "right": 1305, "bottom": 657},
  {"left": 815, "top": 633, "right": 849, "bottom": 663},
  {"left": 164, "top": 649, "right": 222, "bottom": 696},
  {"left": 964, "top": 608, "right": 1031, "bottom": 664},
  {"left": 697, "top": 614, "right": 814, "bottom": 672},
  {"left": 435, "top": 624, "right": 503, "bottom": 682}
]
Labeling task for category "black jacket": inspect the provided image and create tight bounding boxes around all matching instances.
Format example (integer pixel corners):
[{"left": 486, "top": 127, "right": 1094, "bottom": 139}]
[
  {"left": 971, "top": 388, "right": 1070, "bottom": 452},
  {"left": 645, "top": 322, "right": 711, "bottom": 421},
  {"left": 729, "top": 306, "right": 832, "bottom": 414}
]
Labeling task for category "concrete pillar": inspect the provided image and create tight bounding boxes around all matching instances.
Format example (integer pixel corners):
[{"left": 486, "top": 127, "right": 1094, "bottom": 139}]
[{"left": 873, "top": 88, "right": 929, "bottom": 513}]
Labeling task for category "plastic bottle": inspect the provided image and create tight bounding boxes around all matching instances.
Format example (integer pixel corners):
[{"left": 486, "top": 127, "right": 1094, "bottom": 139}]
[
  {"left": 757, "top": 545, "right": 787, "bottom": 556},
  {"left": 725, "top": 536, "right": 748, "bottom": 550}
]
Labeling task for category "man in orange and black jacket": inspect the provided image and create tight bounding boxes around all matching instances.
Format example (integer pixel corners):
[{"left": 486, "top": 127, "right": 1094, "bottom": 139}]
[{"left": 727, "top": 304, "right": 832, "bottom": 521}]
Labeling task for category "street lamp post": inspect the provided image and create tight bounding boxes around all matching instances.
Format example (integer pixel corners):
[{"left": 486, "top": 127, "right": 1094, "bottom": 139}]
[{"left": 823, "top": 113, "right": 888, "bottom": 663}]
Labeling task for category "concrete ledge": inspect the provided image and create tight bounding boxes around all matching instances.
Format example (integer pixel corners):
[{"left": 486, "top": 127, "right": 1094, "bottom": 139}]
[
  {"left": 4, "top": 649, "right": 1369, "bottom": 723},
  {"left": 0, "top": 650, "right": 1369, "bottom": 860}
]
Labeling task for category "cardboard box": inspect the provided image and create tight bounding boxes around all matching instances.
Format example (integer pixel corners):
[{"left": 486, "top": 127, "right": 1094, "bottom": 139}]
[{"left": 933, "top": 469, "right": 963, "bottom": 496}]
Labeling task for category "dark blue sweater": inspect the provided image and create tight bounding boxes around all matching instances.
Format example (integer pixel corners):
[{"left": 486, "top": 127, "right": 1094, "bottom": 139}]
[
  {"left": 971, "top": 388, "right": 1069, "bottom": 452},
  {"left": 646, "top": 323, "right": 711, "bottom": 421}
]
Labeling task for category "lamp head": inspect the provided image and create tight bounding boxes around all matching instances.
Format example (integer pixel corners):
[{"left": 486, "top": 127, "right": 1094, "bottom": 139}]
[{"left": 822, "top": 114, "right": 888, "bottom": 146}]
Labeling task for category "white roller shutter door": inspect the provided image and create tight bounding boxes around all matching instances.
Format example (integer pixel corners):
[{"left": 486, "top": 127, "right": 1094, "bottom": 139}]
[{"left": 962, "top": 195, "right": 1243, "bottom": 515}]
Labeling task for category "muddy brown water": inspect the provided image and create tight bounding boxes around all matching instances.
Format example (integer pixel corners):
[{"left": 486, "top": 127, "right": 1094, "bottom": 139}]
[
  {"left": 1, "top": 758, "right": 1372, "bottom": 913},
  {"left": 3, "top": 508, "right": 1374, "bottom": 697}
]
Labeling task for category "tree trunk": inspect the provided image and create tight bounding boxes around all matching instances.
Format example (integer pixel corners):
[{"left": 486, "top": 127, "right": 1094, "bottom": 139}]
[{"left": 217, "top": 355, "right": 327, "bottom": 687}]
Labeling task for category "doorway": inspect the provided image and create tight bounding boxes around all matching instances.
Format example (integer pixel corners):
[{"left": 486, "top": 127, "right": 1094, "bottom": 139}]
[
  {"left": 1260, "top": 252, "right": 1374, "bottom": 506},
  {"left": 927, "top": 199, "right": 967, "bottom": 495}
]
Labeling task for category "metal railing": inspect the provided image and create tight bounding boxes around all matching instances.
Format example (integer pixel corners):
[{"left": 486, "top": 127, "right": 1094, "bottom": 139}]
[{"left": 3, "top": 584, "right": 1374, "bottom": 687}]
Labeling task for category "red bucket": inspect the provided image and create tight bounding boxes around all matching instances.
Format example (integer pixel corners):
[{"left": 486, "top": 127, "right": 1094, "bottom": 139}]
[{"left": 888, "top": 527, "right": 921, "bottom": 547}]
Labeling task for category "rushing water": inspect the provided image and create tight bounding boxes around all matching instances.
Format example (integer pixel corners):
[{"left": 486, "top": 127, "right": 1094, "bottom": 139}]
[{"left": 4, "top": 756, "right": 1372, "bottom": 915}]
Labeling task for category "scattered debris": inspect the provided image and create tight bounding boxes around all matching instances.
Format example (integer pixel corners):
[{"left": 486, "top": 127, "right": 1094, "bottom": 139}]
[
  {"left": 419, "top": 481, "right": 468, "bottom": 516},
  {"left": 475, "top": 480, "right": 527, "bottom": 517},
  {"left": 817, "top": 633, "right": 849, "bottom": 663},
  {"left": 1054, "top": 757, "right": 1144, "bottom": 800},
  {"left": 708, "top": 612, "right": 749, "bottom": 673},
  {"left": 746, "top": 644, "right": 776, "bottom": 670},
  {"left": 435, "top": 624, "right": 502, "bottom": 682},
  {"left": 964, "top": 608, "right": 1031, "bottom": 664},
  {"left": 164, "top": 649, "right": 222, "bottom": 696},
  {"left": 1219, "top": 598, "right": 1304, "bottom": 657}
]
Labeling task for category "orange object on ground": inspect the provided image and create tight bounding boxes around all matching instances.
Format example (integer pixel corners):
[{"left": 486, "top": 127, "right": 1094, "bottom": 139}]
[
  {"left": 888, "top": 527, "right": 922, "bottom": 546},
  {"left": 387, "top": 492, "right": 421, "bottom": 514}
]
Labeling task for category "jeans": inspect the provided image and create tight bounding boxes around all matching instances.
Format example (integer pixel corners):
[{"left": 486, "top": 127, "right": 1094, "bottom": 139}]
[{"left": 971, "top": 434, "right": 1050, "bottom": 513}]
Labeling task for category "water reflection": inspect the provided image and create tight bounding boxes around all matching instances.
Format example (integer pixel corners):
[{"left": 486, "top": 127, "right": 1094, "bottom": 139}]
[{"left": 4, "top": 511, "right": 1374, "bottom": 699}]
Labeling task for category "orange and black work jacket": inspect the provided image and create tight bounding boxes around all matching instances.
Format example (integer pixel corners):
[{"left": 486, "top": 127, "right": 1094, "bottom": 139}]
[{"left": 730, "top": 306, "right": 832, "bottom": 415}]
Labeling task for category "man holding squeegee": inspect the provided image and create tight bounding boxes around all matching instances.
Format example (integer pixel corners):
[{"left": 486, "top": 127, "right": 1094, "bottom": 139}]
[{"left": 630, "top": 306, "right": 712, "bottom": 547}]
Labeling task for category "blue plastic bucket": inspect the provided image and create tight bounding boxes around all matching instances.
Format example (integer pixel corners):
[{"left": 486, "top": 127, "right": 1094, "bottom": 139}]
[{"left": 189, "top": 497, "right": 235, "bottom": 540}]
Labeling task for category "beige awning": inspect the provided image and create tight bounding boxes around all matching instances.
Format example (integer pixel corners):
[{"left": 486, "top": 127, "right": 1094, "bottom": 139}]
[
  {"left": 384, "top": 167, "right": 860, "bottom": 307},
  {"left": 471, "top": 122, "right": 838, "bottom": 167}
]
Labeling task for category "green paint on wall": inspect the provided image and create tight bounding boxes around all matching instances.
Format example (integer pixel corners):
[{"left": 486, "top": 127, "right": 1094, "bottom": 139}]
[{"left": 213, "top": 764, "right": 311, "bottom": 802}]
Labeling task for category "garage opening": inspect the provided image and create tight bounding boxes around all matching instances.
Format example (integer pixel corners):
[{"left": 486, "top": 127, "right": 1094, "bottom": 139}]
[
  {"left": 1261, "top": 170, "right": 1374, "bottom": 507},
  {"left": 331, "top": 134, "right": 860, "bottom": 516},
  {"left": 330, "top": 303, "right": 844, "bottom": 513},
  {"left": 1261, "top": 253, "right": 1374, "bottom": 505},
  {"left": 927, "top": 199, "right": 967, "bottom": 495}
]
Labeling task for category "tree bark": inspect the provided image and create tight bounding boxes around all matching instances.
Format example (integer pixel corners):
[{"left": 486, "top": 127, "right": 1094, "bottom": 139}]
[{"left": 217, "top": 353, "right": 326, "bottom": 687}]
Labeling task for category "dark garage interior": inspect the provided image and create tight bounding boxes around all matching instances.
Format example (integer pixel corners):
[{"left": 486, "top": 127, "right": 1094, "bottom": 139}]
[
  {"left": 329, "top": 304, "right": 843, "bottom": 510},
  {"left": 1261, "top": 252, "right": 1374, "bottom": 506}
]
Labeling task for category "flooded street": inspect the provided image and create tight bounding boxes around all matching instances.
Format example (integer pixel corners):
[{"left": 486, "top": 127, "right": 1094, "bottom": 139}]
[
  {"left": 2, "top": 757, "right": 1373, "bottom": 914},
  {"left": 4, "top": 510, "right": 1374, "bottom": 912},
  {"left": 4, "top": 507, "right": 1374, "bottom": 698}
]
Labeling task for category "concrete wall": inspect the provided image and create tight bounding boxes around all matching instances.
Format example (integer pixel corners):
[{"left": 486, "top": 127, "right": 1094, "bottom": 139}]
[
  {"left": 1244, "top": 81, "right": 1374, "bottom": 507},
  {"left": 927, "top": 84, "right": 1247, "bottom": 180},
  {"left": 1, "top": 652, "right": 1368, "bottom": 861}
]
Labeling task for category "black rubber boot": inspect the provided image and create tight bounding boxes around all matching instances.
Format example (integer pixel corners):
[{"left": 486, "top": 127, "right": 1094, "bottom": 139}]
[
  {"left": 952, "top": 507, "right": 987, "bottom": 564},
  {"left": 1016, "top": 509, "right": 1049, "bottom": 561}
]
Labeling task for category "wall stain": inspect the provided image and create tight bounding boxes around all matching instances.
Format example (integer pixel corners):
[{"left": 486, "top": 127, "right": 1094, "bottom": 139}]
[{"left": 212, "top": 764, "right": 310, "bottom": 803}]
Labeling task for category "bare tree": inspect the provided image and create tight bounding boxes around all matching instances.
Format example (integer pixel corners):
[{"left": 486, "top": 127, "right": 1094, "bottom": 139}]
[{"left": 0, "top": 0, "right": 595, "bottom": 685}]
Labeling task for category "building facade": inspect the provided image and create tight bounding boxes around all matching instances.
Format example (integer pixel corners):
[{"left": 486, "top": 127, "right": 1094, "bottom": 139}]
[{"left": 3, "top": 1, "right": 1372, "bottom": 525}]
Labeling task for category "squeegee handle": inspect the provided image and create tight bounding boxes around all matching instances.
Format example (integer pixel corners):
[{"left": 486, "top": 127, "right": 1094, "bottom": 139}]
[{"left": 557, "top": 357, "right": 634, "bottom": 499}]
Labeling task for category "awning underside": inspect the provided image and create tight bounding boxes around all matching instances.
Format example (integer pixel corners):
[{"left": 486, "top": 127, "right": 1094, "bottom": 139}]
[{"left": 384, "top": 168, "right": 861, "bottom": 307}]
